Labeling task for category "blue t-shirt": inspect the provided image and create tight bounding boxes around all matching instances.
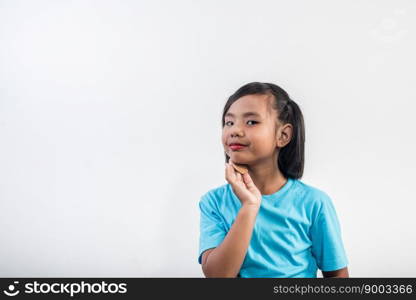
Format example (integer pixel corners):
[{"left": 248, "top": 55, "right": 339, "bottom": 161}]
[{"left": 198, "top": 177, "right": 348, "bottom": 278}]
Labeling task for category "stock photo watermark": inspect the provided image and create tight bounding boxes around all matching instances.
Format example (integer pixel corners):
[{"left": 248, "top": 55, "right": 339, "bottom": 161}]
[{"left": 2, "top": 280, "right": 127, "bottom": 297}]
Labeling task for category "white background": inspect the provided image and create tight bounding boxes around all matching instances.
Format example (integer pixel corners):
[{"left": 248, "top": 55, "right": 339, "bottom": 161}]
[{"left": 1, "top": 0, "right": 415, "bottom": 277}]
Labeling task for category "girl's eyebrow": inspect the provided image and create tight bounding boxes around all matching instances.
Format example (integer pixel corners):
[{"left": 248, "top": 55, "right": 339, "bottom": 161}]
[{"left": 225, "top": 112, "right": 262, "bottom": 118}]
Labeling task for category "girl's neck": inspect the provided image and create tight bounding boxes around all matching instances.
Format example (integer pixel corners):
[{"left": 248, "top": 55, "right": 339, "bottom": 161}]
[{"left": 247, "top": 158, "right": 287, "bottom": 196}]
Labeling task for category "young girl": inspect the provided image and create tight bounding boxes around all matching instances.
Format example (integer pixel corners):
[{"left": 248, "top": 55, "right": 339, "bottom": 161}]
[{"left": 198, "top": 82, "right": 349, "bottom": 278}]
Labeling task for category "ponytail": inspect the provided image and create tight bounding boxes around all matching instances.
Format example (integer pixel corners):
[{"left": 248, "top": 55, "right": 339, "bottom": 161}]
[{"left": 276, "top": 97, "right": 305, "bottom": 179}]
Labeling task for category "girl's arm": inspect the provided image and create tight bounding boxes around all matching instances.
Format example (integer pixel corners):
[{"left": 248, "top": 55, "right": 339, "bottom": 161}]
[
  {"left": 201, "top": 161, "right": 262, "bottom": 278},
  {"left": 322, "top": 267, "right": 349, "bottom": 278},
  {"left": 201, "top": 204, "right": 259, "bottom": 278}
]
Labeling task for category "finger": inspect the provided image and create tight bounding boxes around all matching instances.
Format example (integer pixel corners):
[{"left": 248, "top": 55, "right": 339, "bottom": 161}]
[
  {"left": 235, "top": 171, "right": 243, "bottom": 183},
  {"left": 235, "top": 171, "right": 244, "bottom": 182},
  {"left": 225, "top": 161, "right": 236, "bottom": 183},
  {"left": 228, "top": 159, "right": 238, "bottom": 175},
  {"left": 242, "top": 172, "right": 257, "bottom": 190},
  {"left": 225, "top": 163, "right": 230, "bottom": 182}
]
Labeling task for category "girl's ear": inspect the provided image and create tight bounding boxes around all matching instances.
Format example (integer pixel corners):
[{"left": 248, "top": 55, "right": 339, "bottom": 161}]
[{"left": 276, "top": 123, "right": 293, "bottom": 148}]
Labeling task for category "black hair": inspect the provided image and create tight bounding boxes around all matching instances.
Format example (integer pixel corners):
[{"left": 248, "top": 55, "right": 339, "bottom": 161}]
[{"left": 221, "top": 82, "right": 305, "bottom": 179}]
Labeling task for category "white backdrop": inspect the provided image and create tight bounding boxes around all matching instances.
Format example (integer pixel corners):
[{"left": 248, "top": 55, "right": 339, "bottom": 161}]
[{"left": 1, "top": 0, "right": 415, "bottom": 277}]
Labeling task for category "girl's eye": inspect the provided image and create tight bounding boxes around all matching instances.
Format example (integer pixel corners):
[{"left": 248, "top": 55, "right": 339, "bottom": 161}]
[{"left": 224, "top": 120, "right": 258, "bottom": 126}]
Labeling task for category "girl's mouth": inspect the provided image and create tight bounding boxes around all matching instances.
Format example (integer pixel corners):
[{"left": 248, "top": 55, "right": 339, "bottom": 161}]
[{"left": 230, "top": 145, "right": 246, "bottom": 151}]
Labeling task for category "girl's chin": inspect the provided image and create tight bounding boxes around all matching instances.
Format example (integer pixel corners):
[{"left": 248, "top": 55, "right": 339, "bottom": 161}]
[
  {"left": 228, "top": 157, "right": 248, "bottom": 165},
  {"left": 227, "top": 153, "right": 250, "bottom": 163}
]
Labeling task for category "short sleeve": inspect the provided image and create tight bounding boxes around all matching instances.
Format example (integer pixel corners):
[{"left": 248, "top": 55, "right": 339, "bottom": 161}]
[
  {"left": 198, "top": 193, "right": 227, "bottom": 264},
  {"left": 310, "top": 193, "right": 348, "bottom": 272}
]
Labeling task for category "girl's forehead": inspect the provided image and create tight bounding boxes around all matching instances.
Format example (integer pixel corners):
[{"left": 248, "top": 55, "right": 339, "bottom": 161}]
[{"left": 227, "top": 94, "right": 275, "bottom": 117}]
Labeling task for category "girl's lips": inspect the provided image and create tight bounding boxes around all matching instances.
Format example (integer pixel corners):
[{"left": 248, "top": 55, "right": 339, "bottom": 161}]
[{"left": 230, "top": 145, "right": 246, "bottom": 151}]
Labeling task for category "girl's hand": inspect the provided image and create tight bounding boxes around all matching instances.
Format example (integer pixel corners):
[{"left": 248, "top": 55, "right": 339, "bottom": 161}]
[{"left": 225, "top": 159, "right": 262, "bottom": 208}]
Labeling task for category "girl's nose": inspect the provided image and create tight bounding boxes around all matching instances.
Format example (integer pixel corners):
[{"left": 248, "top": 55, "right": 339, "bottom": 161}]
[
  {"left": 231, "top": 129, "right": 244, "bottom": 137},
  {"left": 229, "top": 121, "right": 244, "bottom": 137}
]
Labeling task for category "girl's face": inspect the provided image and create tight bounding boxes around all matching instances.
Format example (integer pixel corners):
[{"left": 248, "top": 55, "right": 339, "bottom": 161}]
[{"left": 222, "top": 94, "right": 282, "bottom": 165}]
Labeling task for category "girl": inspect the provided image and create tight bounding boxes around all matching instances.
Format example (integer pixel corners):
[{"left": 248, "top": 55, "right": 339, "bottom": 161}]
[{"left": 198, "top": 82, "right": 349, "bottom": 278}]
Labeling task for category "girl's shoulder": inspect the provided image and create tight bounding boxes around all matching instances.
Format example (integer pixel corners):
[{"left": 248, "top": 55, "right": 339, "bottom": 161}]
[
  {"left": 199, "top": 183, "right": 233, "bottom": 206},
  {"left": 291, "top": 178, "right": 334, "bottom": 207}
]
